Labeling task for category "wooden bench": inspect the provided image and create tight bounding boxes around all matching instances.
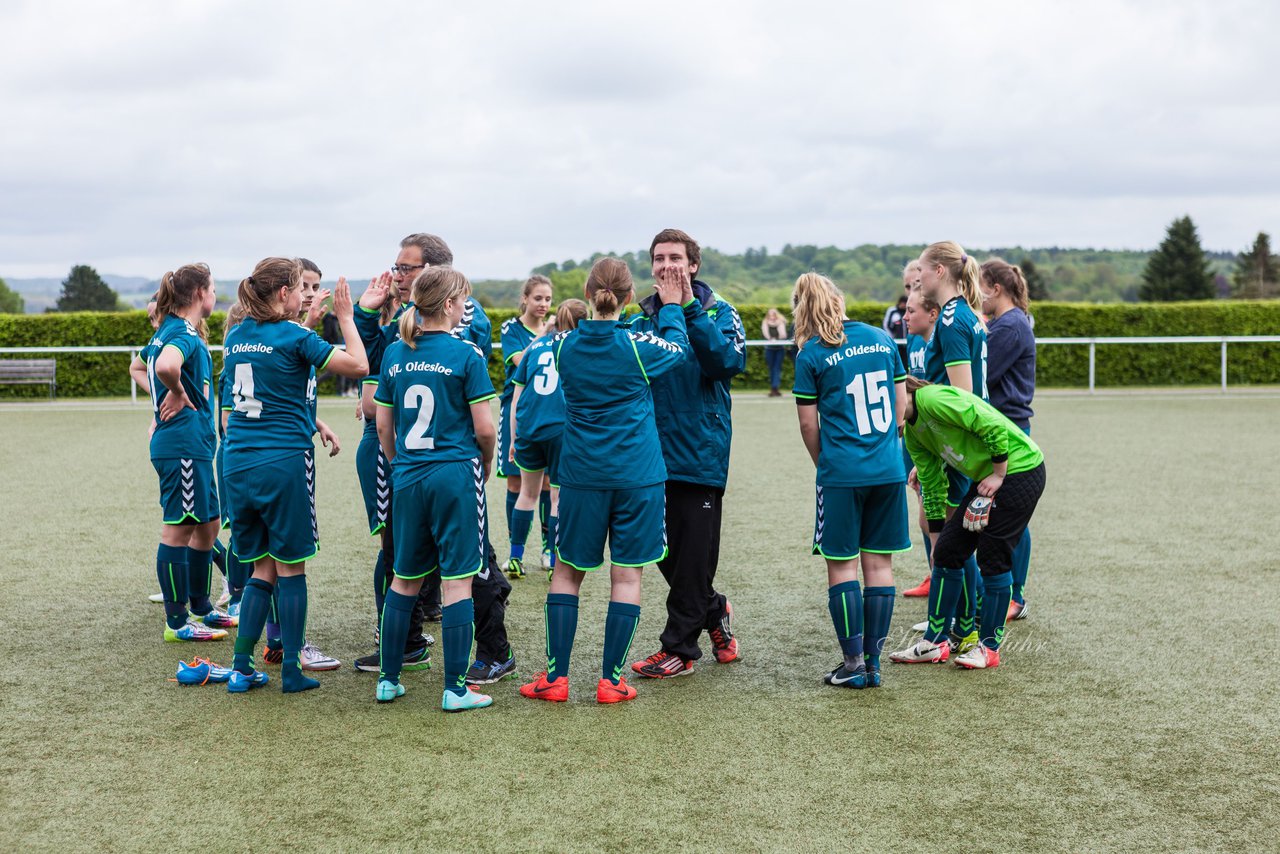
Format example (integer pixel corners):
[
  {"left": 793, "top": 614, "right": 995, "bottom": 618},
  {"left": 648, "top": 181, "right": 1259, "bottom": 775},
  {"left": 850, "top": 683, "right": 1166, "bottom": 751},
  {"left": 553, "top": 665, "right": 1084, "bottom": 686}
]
[{"left": 0, "top": 359, "right": 57, "bottom": 398}]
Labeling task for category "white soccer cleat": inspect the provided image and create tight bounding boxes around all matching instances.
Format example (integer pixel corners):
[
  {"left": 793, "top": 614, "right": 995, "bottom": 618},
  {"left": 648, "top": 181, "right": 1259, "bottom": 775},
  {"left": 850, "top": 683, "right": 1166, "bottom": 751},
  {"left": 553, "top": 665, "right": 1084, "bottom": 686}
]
[
  {"left": 149, "top": 592, "right": 165, "bottom": 603},
  {"left": 911, "top": 620, "right": 927, "bottom": 632},
  {"left": 889, "top": 639, "right": 950, "bottom": 664},
  {"left": 300, "top": 642, "right": 341, "bottom": 671},
  {"left": 955, "top": 645, "right": 1000, "bottom": 670},
  {"left": 215, "top": 577, "right": 232, "bottom": 608}
]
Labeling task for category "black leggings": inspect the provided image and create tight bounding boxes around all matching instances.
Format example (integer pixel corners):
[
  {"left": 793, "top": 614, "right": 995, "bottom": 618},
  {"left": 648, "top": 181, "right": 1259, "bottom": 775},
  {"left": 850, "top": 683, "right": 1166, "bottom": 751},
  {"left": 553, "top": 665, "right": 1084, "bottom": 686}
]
[{"left": 932, "top": 463, "right": 1046, "bottom": 577}]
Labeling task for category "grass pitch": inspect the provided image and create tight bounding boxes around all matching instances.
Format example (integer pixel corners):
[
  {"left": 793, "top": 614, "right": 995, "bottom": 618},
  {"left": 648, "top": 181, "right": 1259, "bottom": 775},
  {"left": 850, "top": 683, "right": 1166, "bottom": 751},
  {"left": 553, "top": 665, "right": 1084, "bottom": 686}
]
[{"left": 1, "top": 392, "right": 1278, "bottom": 853}]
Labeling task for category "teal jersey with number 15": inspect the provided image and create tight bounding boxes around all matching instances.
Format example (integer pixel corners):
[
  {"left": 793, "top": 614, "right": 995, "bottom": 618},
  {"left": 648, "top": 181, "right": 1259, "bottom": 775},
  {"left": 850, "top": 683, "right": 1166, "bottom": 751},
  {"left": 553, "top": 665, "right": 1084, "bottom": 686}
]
[
  {"left": 221, "top": 317, "right": 335, "bottom": 472},
  {"left": 793, "top": 320, "right": 907, "bottom": 488}
]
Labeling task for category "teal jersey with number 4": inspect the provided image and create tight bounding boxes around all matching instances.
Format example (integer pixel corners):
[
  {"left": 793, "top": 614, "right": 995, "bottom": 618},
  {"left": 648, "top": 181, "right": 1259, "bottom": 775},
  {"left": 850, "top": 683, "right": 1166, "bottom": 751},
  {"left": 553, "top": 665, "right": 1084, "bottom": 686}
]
[
  {"left": 793, "top": 320, "right": 907, "bottom": 487},
  {"left": 511, "top": 334, "right": 564, "bottom": 442},
  {"left": 146, "top": 314, "right": 216, "bottom": 461},
  {"left": 221, "top": 317, "right": 335, "bottom": 472},
  {"left": 374, "top": 331, "right": 497, "bottom": 491},
  {"left": 925, "top": 297, "right": 987, "bottom": 399},
  {"left": 904, "top": 384, "right": 1043, "bottom": 521}
]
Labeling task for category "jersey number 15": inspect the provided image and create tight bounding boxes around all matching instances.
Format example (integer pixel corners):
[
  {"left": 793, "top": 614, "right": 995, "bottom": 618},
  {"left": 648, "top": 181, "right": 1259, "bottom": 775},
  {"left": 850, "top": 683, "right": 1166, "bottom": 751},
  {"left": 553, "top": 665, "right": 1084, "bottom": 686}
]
[{"left": 845, "top": 370, "right": 892, "bottom": 435}]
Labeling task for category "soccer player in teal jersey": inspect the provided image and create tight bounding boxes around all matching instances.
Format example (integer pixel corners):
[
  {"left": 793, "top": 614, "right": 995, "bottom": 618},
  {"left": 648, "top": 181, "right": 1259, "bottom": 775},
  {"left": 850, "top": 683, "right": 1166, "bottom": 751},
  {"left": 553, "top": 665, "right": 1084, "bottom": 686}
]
[
  {"left": 791, "top": 273, "right": 910, "bottom": 689},
  {"left": 220, "top": 258, "right": 368, "bottom": 694},
  {"left": 130, "top": 263, "right": 233, "bottom": 643},
  {"left": 372, "top": 266, "right": 497, "bottom": 712},
  {"left": 498, "top": 276, "right": 553, "bottom": 577},
  {"left": 508, "top": 299, "right": 587, "bottom": 583},
  {"left": 213, "top": 304, "right": 251, "bottom": 619},
  {"left": 914, "top": 241, "right": 988, "bottom": 649},
  {"left": 890, "top": 379, "right": 1046, "bottom": 669},
  {"left": 901, "top": 283, "right": 941, "bottom": 599},
  {"left": 519, "top": 258, "right": 689, "bottom": 705}
]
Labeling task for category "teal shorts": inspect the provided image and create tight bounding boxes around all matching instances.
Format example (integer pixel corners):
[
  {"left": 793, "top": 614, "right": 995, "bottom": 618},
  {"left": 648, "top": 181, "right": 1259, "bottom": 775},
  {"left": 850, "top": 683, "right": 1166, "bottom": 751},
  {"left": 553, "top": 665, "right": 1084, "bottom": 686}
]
[
  {"left": 355, "top": 429, "right": 390, "bottom": 536},
  {"left": 513, "top": 434, "right": 561, "bottom": 486},
  {"left": 495, "top": 398, "right": 513, "bottom": 479},
  {"left": 557, "top": 483, "right": 666, "bottom": 571},
  {"left": 153, "top": 456, "right": 218, "bottom": 526},
  {"left": 812, "top": 482, "right": 911, "bottom": 560},
  {"left": 224, "top": 451, "right": 317, "bottom": 564},
  {"left": 392, "top": 459, "right": 486, "bottom": 581}
]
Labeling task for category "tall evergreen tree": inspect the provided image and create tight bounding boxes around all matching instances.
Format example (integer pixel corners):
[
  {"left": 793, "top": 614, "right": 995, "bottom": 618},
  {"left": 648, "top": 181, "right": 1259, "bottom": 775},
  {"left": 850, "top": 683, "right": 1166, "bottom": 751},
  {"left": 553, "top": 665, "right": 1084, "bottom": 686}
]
[
  {"left": 1139, "top": 216, "right": 1215, "bottom": 301},
  {"left": 0, "top": 276, "right": 24, "bottom": 313},
  {"left": 1230, "top": 232, "right": 1279, "bottom": 299},
  {"left": 1019, "top": 258, "right": 1050, "bottom": 301},
  {"left": 55, "top": 265, "right": 119, "bottom": 312}
]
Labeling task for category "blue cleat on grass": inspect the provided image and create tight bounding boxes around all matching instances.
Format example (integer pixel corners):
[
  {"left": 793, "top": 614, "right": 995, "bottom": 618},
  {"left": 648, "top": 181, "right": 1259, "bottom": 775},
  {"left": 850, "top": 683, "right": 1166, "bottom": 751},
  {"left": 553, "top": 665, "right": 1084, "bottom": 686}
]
[
  {"left": 823, "top": 663, "right": 867, "bottom": 689},
  {"left": 175, "top": 658, "right": 233, "bottom": 685},
  {"left": 442, "top": 687, "right": 493, "bottom": 713},
  {"left": 227, "top": 669, "right": 269, "bottom": 693},
  {"left": 376, "top": 680, "right": 406, "bottom": 703}
]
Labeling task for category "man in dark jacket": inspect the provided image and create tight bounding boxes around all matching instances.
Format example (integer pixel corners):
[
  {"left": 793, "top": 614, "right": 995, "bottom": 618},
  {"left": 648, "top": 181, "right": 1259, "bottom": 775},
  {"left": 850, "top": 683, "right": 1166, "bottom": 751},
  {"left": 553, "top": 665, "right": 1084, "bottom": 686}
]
[{"left": 627, "top": 228, "right": 746, "bottom": 678}]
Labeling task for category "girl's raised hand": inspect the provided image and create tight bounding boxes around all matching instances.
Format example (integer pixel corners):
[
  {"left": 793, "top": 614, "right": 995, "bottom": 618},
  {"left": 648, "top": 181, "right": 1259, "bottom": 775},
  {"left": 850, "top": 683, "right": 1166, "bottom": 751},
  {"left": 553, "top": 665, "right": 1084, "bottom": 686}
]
[
  {"left": 303, "top": 289, "right": 332, "bottom": 329},
  {"left": 332, "top": 277, "right": 353, "bottom": 321},
  {"left": 358, "top": 272, "right": 392, "bottom": 311}
]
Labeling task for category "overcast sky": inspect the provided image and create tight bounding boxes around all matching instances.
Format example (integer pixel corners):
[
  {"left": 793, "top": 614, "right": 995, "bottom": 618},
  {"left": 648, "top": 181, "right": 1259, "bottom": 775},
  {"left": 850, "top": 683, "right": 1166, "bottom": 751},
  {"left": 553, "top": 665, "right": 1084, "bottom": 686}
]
[{"left": 2, "top": 0, "right": 1277, "bottom": 281}]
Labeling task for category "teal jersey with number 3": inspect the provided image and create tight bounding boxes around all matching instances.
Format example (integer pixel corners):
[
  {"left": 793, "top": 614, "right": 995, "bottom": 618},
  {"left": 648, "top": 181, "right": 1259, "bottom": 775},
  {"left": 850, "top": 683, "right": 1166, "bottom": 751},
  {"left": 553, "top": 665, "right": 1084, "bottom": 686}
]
[
  {"left": 221, "top": 317, "right": 335, "bottom": 472},
  {"left": 374, "top": 331, "right": 497, "bottom": 491},
  {"left": 510, "top": 334, "right": 565, "bottom": 442},
  {"left": 793, "top": 320, "right": 907, "bottom": 487}
]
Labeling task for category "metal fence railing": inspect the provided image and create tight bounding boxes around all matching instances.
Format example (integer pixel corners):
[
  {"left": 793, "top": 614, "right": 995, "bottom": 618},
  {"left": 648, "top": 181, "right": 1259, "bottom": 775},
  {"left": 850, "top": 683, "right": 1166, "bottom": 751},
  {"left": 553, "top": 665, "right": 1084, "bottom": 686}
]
[{"left": 3, "top": 335, "right": 1280, "bottom": 400}]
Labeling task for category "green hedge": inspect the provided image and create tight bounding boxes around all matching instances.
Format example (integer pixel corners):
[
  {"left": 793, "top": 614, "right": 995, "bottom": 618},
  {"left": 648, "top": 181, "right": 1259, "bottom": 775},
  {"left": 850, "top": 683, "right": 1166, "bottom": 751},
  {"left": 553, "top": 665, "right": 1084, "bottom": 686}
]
[{"left": 3, "top": 301, "right": 1279, "bottom": 398}]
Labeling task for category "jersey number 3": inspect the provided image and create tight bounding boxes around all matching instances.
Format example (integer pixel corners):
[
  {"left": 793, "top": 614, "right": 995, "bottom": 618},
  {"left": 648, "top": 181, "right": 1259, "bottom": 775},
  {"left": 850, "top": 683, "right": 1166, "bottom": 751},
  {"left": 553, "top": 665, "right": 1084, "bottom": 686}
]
[
  {"left": 531, "top": 350, "right": 559, "bottom": 396},
  {"left": 845, "top": 370, "right": 892, "bottom": 435},
  {"left": 404, "top": 384, "right": 437, "bottom": 450}
]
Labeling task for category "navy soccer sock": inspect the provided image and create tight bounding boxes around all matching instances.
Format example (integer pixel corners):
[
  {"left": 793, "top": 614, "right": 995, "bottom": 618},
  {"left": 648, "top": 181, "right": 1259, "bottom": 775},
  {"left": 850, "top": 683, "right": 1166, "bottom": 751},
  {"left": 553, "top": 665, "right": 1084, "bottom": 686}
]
[
  {"left": 539, "top": 490, "right": 552, "bottom": 549},
  {"left": 276, "top": 574, "right": 318, "bottom": 693},
  {"left": 954, "top": 555, "right": 980, "bottom": 637},
  {"left": 505, "top": 490, "right": 518, "bottom": 535},
  {"left": 547, "top": 515, "right": 558, "bottom": 567},
  {"left": 379, "top": 589, "right": 416, "bottom": 685},
  {"left": 926, "top": 567, "right": 964, "bottom": 643},
  {"left": 373, "top": 549, "right": 388, "bottom": 615},
  {"left": 442, "top": 599, "right": 476, "bottom": 697},
  {"left": 233, "top": 578, "right": 273, "bottom": 673},
  {"left": 980, "top": 571, "right": 1014, "bottom": 651},
  {"left": 226, "top": 540, "right": 249, "bottom": 604},
  {"left": 211, "top": 539, "right": 228, "bottom": 577},
  {"left": 601, "top": 601, "right": 641, "bottom": 685},
  {"left": 156, "top": 543, "right": 189, "bottom": 629},
  {"left": 545, "top": 593, "right": 579, "bottom": 681},
  {"left": 510, "top": 508, "right": 534, "bottom": 560},
  {"left": 827, "top": 580, "right": 864, "bottom": 670},
  {"left": 862, "top": 586, "right": 895, "bottom": 671},
  {"left": 1011, "top": 528, "right": 1031, "bottom": 604},
  {"left": 186, "top": 546, "right": 214, "bottom": 615}
]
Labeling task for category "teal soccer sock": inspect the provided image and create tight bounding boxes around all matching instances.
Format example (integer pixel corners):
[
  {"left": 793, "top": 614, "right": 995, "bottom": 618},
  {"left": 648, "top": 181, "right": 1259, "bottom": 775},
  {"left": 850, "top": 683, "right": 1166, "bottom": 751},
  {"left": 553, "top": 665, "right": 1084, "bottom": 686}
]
[
  {"left": 979, "top": 571, "right": 1014, "bottom": 650},
  {"left": 862, "top": 586, "right": 895, "bottom": 670},
  {"left": 233, "top": 578, "right": 273, "bottom": 673},
  {"left": 602, "top": 601, "right": 641, "bottom": 685},
  {"left": 545, "top": 593, "right": 579, "bottom": 681},
  {"left": 505, "top": 490, "right": 518, "bottom": 534},
  {"left": 547, "top": 515, "right": 557, "bottom": 567},
  {"left": 539, "top": 490, "right": 551, "bottom": 548},
  {"left": 276, "top": 575, "right": 318, "bottom": 693},
  {"left": 187, "top": 546, "right": 214, "bottom": 615},
  {"left": 379, "top": 589, "right": 416, "bottom": 684},
  {"left": 926, "top": 567, "right": 964, "bottom": 643},
  {"left": 442, "top": 599, "right": 476, "bottom": 697},
  {"left": 211, "top": 539, "right": 228, "bottom": 577},
  {"left": 827, "top": 580, "right": 864, "bottom": 669},
  {"left": 156, "top": 543, "right": 189, "bottom": 629},
  {"left": 510, "top": 508, "right": 534, "bottom": 560},
  {"left": 953, "top": 555, "right": 980, "bottom": 637},
  {"left": 1011, "top": 528, "right": 1031, "bottom": 604}
]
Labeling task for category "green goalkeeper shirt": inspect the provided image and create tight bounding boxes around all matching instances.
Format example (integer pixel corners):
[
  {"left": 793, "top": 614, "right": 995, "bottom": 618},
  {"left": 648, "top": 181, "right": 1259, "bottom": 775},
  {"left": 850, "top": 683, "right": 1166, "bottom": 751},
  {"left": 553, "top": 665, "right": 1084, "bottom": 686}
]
[{"left": 904, "top": 384, "right": 1044, "bottom": 522}]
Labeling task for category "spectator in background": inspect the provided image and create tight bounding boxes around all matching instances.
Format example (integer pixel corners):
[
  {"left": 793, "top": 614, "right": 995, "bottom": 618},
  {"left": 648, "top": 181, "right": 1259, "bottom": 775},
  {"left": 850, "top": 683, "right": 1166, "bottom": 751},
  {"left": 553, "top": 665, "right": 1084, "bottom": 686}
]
[
  {"left": 883, "top": 293, "right": 908, "bottom": 363},
  {"left": 761, "top": 307, "right": 789, "bottom": 397}
]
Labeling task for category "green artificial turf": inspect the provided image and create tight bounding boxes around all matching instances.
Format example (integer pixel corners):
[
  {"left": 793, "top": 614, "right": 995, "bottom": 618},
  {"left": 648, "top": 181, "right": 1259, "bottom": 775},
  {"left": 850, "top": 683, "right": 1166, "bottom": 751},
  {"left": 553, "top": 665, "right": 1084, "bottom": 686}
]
[{"left": 1, "top": 393, "right": 1277, "bottom": 852}]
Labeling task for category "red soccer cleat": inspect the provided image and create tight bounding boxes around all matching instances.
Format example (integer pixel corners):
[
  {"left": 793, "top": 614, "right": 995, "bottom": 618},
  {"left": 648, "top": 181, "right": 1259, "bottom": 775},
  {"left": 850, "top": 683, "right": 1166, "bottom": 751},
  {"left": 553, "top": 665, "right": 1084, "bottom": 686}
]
[
  {"left": 631, "top": 650, "right": 694, "bottom": 679},
  {"left": 596, "top": 677, "right": 638, "bottom": 704},
  {"left": 708, "top": 601, "right": 739, "bottom": 664},
  {"left": 902, "top": 576, "right": 931, "bottom": 597},
  {"left": 519, "top": 671, "right": 569, "bottom": 702}
]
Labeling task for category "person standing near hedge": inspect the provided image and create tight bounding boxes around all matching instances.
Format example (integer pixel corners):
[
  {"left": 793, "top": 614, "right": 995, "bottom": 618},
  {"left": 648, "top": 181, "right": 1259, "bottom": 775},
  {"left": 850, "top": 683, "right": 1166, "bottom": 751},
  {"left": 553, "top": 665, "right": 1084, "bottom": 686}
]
[
  {"left": 762, "top": 307, "right": 789, "bottom": 396},
  {"left": 628, "top": 228, "right": 747, "bottom": 679},
  {"left": 980, "top": 258, "right": 1036, "bottom": 621}
]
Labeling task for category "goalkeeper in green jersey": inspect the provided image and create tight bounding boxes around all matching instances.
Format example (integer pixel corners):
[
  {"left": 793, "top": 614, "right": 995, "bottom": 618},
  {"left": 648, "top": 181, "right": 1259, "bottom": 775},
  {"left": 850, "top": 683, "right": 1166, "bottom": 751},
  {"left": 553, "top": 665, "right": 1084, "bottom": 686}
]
[{"left": 889, "top": 377, "right": 1046, "bottom": 669}]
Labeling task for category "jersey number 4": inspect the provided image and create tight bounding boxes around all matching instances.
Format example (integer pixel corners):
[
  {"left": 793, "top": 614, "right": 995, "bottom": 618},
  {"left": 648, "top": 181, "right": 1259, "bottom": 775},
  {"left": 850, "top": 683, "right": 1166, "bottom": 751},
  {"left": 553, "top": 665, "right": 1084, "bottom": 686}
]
[
  {"left": 232, "top": 363, "right": 263, "bottom": 419},
  {"left": 404, "top": 384, "right": 436, "bottom": 450},
  {"left": 845, "top": 370, "right": 892, "bottom": 435}
]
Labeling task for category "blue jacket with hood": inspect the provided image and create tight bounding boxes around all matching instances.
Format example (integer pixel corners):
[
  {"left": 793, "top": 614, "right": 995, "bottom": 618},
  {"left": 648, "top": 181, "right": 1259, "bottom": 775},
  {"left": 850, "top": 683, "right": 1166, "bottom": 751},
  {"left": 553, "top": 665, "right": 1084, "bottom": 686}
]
[{"left": 626, "top": 279, "right": 745, "bottom": 490}]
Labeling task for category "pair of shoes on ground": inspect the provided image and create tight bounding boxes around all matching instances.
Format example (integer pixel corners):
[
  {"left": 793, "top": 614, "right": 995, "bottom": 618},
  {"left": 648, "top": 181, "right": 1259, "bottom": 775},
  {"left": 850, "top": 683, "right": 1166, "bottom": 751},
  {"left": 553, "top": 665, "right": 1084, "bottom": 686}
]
[
  {"left": 518, "top": 672, "right": 638, "bottom": 704},
  {"left": 631, "top": 600, "right": 740, "bottom": 678},
  {"left": 259, "top": 642, "right": 341, "bottom": 671},
  {"left": 889, "top": 639, "right": 1000, "bottom": 669},
  {"left": 375, "top": 680, "right": 493, "bottom": 711}
]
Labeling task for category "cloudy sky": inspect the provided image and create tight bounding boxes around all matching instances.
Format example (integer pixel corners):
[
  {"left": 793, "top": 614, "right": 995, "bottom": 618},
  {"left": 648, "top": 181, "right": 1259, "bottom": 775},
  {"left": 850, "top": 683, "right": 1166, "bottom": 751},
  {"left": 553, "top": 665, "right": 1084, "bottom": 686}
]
[{"left": 2, "top": 0, "right": 1277, "bottom": 281}]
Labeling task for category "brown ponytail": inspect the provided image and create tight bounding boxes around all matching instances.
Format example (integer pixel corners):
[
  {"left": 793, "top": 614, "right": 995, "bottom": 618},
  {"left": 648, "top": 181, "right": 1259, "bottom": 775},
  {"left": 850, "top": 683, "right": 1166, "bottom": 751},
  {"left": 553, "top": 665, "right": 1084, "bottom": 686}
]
[
  {"left": 980, "top": 258, "right": 1030, "bottom": 313},
  {"left": 585, "top": 258, "right": 633, "bottom": 316},
  {"left": 555, "top": 298, "right": 588, "bottom": 332},
  {"left": 155, "top": 263, "right": 213, "bottom": 341},
  {"left": 239, "top": 257, "right": 302, "bottom": 323}
]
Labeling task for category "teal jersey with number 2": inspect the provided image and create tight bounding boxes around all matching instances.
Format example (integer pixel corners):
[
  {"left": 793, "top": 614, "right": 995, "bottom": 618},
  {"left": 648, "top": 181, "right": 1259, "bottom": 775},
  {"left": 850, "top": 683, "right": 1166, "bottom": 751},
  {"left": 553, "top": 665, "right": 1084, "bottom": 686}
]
[
  {"left": 221, "top": 317, "right": 335, "bottom": 471},
  {"left": 924, "top": 296, "right": 987, "bottom": 399},
  {"left": 374, "top": 331, "right": 497, "bottom": 491},
  {"left": 793, "top": 320, "right": 907, "bottom": 487}
]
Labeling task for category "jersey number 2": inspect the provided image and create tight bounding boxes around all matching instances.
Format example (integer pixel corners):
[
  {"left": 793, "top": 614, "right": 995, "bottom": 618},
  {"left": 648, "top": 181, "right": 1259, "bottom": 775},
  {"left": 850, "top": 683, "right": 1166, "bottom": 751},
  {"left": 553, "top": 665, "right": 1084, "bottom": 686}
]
[
  {"left": 404, "top": 384, "right": 436, "bottom": 450},
  {"left": 232, "top": 363, "right": 262, "bottom": 419},
  {"left": 845, "top": 370, "right": 892, "bottom": 435}
]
